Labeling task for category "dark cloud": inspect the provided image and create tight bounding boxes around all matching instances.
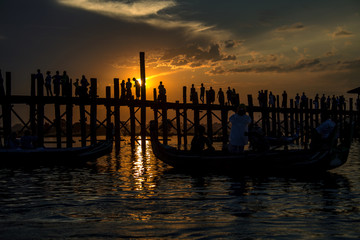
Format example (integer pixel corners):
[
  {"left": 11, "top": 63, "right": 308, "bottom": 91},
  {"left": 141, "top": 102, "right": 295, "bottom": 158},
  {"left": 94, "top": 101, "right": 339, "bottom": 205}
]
[
  {"left": 160, "top": 43, "right": 236, "bottom": 68},
  {"left": 275, "top": 22, "right": 305, "bottom": 32}
]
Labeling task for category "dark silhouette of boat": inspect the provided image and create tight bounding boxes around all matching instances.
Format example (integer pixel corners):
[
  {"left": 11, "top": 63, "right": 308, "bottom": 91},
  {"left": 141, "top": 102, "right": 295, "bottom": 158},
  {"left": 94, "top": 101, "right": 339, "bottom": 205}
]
[
  {"left": 150, "top": 121, "right": 353, "bottom": 174},
  {"left": 0, "top": 140, "right": 113, "bottom": 167}
]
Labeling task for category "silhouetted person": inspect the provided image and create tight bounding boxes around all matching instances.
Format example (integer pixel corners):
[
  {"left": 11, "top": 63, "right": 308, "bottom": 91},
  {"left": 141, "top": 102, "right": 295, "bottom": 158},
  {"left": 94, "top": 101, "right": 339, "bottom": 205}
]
[
  {"left": 61, "top": 71, "right": 70, "bottom": 96},
  {"left": 133, "top": 78, "right": 140, "bottom": 100},
  {"left": 191, "top": 125, "right": 213, "bottom": 153},
  {"left": 80, "top": 75, "right": 89, "bottom": 97},
  {"left": 227, "top": 87, "right": 232, "bottom": 105},
  {"left": 120, "top": 80, "right": 126, "bottom": 100},
  {"left": 269, "top": 91, "right": 275, "bottom": 107},
  {"left": 310, "top": 114, "right": 336, "bottom": 150},
  {"left": 218, "top": 88, "right": 225, "bottom": 105},
  {"left": 35, "top": 69, "right": 44, "bottom": 94},
  {"left": 295, "top": 93, "right": 300, "bottom": 108},
  {"left": 314, "top": 94, "right": 319, "bottom": 109},
  {"left": 200, "top": 83, "right": 205, "bottom": 104},
  {"left": 231, "top": 88, "right": 238, "bottom": 106},
  {"left": 126, "top": 78, "right": 132, "bottom": 100},
  {"left": 208, "top": 87, "right": 215, "bottom": 104},
  {"left": 73, "top": 79, "right": 80, "bottom": 96},
  {"left": 158, "top": 81, "right": 166, "bottom": 102},
  {"left": 45, "top": 71, "right": 53, "bottom": 96},
  {"left": 52, "top": 71, "right": 61, "bottom": 96},
  {"left": 331, "top": 95, "right": 337, "bottom": 110},
  {"left": 229, "top": 104, "right": 251, "bottom": 153},
  {"left": 320, "top": 94, "right": 326, "bottom": 109},
  {"left": 282, "top": 90, "right": 287, "bottom": 108},
  {"left": 300, "top": 92, "right": 307, "bottom": 108},
  {"left": 190, "top": 84, "right": 196, "bottom": 103}
]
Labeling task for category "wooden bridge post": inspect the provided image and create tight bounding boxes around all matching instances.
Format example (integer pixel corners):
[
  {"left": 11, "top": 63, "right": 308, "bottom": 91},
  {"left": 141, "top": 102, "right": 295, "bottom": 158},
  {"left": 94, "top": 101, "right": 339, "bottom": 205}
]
[
  {"left": 114, "top": 78, "right": 121, "bottom": 154},
  {"left": 130, "top": 102, "right": 136, "bottom": 148},
  {"left": 176, "top": 101, "right": 181, "bottom": 149},
  {"left": 90, "top": 78, "right": 97, "bottom": 145},
  {"left": 183, "top": 86, "right": 188, "bottom": 150},
  {"left": 162, "top": 97, "right": 168, "bottom": 145},
  {"left": 289, "top": 99, "right": 294, "bottom": 137},
  {"left": 66, "top": 80, "right": 73, "bottom": 148},
  {"left": 276, "top": 95, "right": 281, "bottom": 137},
  {"left": 37, "top": 72, "right": 44, "bottom": 147},
  {"left": 221, "top": 108, "right": 228, "bottom": 150},
  {"left": 2, "top": 72, "right": 12, "bottom": 144},
  {"left": 206, "top": 93, "right": 213, "bottom": 141},
  {"left": 55, "top": 100, "right": 62, "bottom": 148},
  {"left": 247, "top": 95, "right": 254, "bottom": 125},
  {"left": 271, "top": 99, "right": 276, "bottom": 136},
  {"left": 30, "top": 74, "right": 37, "bottom": 135},
  {"left": 79, "top": 99, "right": 86, "bottom": 148},
  {"left": 140, "top": 52, "right": 146, "bottom": 148},
  {"left": 153, "top": 88, "right": 159, "bottom": 136},
  {"left": 105, "top": 86, "right": 112, "bottom": 141}
]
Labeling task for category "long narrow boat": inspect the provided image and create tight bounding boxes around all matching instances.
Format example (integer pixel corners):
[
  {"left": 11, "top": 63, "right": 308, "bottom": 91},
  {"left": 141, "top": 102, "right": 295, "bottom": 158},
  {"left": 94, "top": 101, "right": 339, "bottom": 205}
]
[
  {"left": 0, "top": 140, "right": 113, "bottom": 167},
  {"left": 150, "top": 121, "right": 353, "bottom": 174}
]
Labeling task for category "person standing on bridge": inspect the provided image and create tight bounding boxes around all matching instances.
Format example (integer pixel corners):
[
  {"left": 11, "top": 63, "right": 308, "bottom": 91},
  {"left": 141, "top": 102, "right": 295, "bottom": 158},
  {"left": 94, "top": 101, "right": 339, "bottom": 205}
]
[
  {"left": 133, "top": 78, "right": 140, "bottom": 100},
  {"left": 52, "top": 71, "right": 61, "bottom": 97},
  {"left": 228, "top": 104, "right": 251, "bottom": 153},
  {"left": 45, "top": 71, "right": 53, "bottom": 96},
  {"left": 126, "top": 78, "right": 132, "bottom": 100},
  {"left": 120, "top": 80, "right": 126, "bottom": 100},
  {"left": 200, "top": 83, "right": 205, "bottom": 104}
]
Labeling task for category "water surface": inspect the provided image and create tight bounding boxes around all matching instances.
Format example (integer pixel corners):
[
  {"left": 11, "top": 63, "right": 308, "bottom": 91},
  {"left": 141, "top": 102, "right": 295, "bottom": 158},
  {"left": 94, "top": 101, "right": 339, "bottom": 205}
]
[{"left": 1, "top": 138, "right": 360, "bottom": 239}]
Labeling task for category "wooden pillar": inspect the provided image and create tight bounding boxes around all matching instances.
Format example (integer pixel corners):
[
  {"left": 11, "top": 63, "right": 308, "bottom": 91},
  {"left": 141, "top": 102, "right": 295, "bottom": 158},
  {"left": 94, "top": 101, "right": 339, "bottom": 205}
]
[
  {"left": 130, "top": 103, "right": 136, "bottom": 147},
  {"left": 183, "top": 86, "right": 188, "bottom": 150},
  {"left": 106, "top": 86, "right": 112, "bottom": 141},
  {"left": 153, "top": 88, "right": 159, "bottom": 137},
  {"left": 221, "top": 108, "right": 228, "bottom": 150},
  {"left": 162, "top": 99, "right": 168, "bottom": 145},
  {"left": 140, "top": 52, "right": 146, "bottom": 147},
  {"left": 90, "top": 78, "right": 97, "bottom": 145},
  {"left": 79, "top": 101, "right": 86, "bottom": 147},
  {"left": 37, "top": 72, "right": 44, "bottom": 147},
  {"left": 276, "top": 95, "right": 281, "bottom": 137},
  {"left": 304, "top": 99, "right": 309, "bottom": 148},
  {"left": 3, "top": 72, "right": 12, "bottom": 143},
  {"left": 206, "top": 93, "right": 213, "bottom": 141},
  {"left": 289, "top": 99, "right": 294, "bottom": 137},
  {"left": 283, "top": 97, "right": 289, "bottom": 137},
  {"left": 271, "top": 100, "right": 276, "bottom": 136},
  {"left": 309, "top": 99, "right": 314, "bottom": 133},
  {"left": 55, "top": 102, "right": 62, "bottom": 148},
  {"left": 176, "top": 101, "right": 181, "bottom": 149},
  {"left": 247, "top": 95, "right": 254, "bottom": 125},
  {"left": 30, "top": 74, "right": 37, "bottom": 136},
  {"left": 66, "top": 80, "right": 73, "bottom": 148},
  {"left": 295, "top": 99, "right": 300, "bottom": 144},
  {"left": 114, "top": 78, "right": 120, "bottom": 154}
]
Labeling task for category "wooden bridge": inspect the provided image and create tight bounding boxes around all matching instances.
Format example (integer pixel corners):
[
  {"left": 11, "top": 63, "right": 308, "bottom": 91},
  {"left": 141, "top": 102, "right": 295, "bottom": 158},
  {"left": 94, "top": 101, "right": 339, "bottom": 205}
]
[{"left": 1, "top": 52, "right": 359, "bottom": 154}]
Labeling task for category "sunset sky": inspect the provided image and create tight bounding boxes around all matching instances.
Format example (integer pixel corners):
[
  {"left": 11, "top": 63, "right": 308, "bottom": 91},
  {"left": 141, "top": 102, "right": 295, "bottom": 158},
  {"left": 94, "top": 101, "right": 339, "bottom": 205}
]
[{"left": 1, "top": 0, "right": 359, "bottom": 102}]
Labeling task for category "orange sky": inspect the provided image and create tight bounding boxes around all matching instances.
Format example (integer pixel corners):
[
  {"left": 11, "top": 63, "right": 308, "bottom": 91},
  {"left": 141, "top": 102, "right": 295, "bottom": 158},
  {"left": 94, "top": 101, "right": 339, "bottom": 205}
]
[{"left": 1, "top": 0, "right": 359, "bottom": 103}]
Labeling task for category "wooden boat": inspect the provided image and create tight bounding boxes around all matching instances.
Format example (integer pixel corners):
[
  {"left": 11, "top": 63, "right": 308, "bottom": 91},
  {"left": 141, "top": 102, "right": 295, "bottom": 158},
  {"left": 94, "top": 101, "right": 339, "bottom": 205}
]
[
  {"left": 0, "top": 140, "right": 113, "bottom": 167},
  {"left": 150, "top": 121, "right": 353, "bottom": 174}
]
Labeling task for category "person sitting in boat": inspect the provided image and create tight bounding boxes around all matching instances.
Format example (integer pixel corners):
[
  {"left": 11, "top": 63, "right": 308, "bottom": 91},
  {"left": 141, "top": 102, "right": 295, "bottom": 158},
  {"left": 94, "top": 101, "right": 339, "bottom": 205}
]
[
  {"left": 228, "top": 104, "right": 252, "bottom": 153},
  {"left": 5, "top": 132, "right": 20, "bottom": 149},
  {"left": 20, "top": 130, "right": 38, "bottom": 149},
  {"left": 191, "top": 125, "right": 214, "bottom": 153},
  {"left": 310, "top": 116, "right": 337, "bottom": 150}
]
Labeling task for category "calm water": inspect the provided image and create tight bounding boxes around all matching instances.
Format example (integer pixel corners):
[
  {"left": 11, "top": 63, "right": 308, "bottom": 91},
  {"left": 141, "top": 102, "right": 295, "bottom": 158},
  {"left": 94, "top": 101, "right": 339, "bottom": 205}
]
[{"left": 1, "top": 138, "right": 360, "bottom": 239}]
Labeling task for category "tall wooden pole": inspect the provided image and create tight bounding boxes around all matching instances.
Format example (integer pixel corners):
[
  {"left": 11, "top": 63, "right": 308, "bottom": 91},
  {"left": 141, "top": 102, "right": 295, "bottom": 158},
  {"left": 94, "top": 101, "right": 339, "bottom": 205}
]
[
  {"left": 90, "top": 78, "right": 97, "bottom": 145},
  {"left": 140, "top": 52, "right": 146, "bottom": 148},
  {"left": 37, "top": 72, "right": 44, "bottom": 147},
  {"left": 114, "top": 78, "right": 120, "bottom": 154}
]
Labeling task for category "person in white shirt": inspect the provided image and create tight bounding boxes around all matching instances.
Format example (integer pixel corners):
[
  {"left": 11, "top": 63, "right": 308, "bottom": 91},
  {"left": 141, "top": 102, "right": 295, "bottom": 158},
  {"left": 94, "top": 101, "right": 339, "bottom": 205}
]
[{"left": 228, "top": 104, "right": 252, "bottom": 153}]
